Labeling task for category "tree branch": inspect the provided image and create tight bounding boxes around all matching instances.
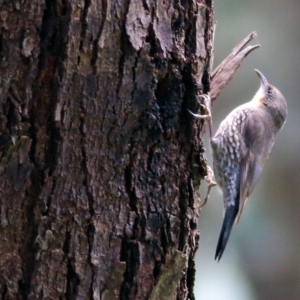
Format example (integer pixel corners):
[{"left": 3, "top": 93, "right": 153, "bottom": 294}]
[{"left": 210, "top": 32, "right": 260, "bottom": 101}]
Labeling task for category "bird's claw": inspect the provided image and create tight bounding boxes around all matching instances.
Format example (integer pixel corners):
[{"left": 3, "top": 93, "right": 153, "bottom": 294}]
[
  {"left": 200, "top": 165, "right": 217, "bottom": 208},
  {"left": 188, "top": 94, "right": 212, "bottom": 138},
  {"left": 188, "top": 94, "right": 216, "bottom": 208}
]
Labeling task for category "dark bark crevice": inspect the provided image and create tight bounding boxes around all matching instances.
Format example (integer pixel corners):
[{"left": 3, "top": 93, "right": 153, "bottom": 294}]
[
  {"left": 91, "top": 0, "right": 107, "bottom": 67},
  {"left": 79, "top": 0, "right": 92, "bottom": 51}
]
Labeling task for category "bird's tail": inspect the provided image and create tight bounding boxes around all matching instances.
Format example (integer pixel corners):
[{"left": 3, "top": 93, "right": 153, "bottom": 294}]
[{"left": 215, "top": 204, "right": 239, "bottom": 261}]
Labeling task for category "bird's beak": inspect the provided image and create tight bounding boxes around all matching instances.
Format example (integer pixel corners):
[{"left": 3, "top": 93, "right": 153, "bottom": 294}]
[{"left": 255, "top": 69, "right": 268, "bottom": 87}]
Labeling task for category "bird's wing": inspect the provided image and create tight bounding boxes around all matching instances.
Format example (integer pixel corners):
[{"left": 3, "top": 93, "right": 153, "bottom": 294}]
[{"left": 235, "top": 112, "right": 266, "bottom": 223}]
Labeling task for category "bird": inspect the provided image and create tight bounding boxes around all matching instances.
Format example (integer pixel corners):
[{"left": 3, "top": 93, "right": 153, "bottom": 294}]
[{"left": 189, "top": 69, "right": 287, "bottom": 261}]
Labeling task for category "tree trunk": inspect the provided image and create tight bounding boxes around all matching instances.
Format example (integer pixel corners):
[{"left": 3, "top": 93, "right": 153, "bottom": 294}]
[{"left": 0, "top": 1, "right": 213, "bottom": 299}]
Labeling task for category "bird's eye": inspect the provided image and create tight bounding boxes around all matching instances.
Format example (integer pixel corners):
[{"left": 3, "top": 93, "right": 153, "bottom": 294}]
[{"left": 267, "top": 87, "right": 274, "bottom": 95}]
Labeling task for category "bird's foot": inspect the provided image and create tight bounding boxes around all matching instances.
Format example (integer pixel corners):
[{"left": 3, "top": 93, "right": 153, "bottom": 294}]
[
  {"left": 188, "top": 94, "right": 215, "bottom": 207},
  {"left": 188, "top": 94, "right": 212, "bottom": 138},
  {"left": 200, "top": 165, "right": 217, "bottom": 208}
]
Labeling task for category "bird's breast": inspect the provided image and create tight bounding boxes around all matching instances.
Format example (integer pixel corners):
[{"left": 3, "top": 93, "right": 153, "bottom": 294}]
[{"left": 211, "top": 108, "right": 249, "bottom": 187}]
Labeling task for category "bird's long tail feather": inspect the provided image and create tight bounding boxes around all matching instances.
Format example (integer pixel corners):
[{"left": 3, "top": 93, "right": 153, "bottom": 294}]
[{"left": 215, "top": 204, "right": 239, "bottom": 261}]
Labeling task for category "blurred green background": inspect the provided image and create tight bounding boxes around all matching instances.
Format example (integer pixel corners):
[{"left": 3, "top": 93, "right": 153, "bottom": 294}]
[{"left": 195, "top": 0, "right": 300, "bottom": 299}]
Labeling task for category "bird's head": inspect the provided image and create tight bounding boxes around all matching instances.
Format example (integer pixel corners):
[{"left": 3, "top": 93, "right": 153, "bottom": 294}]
[{"left": 254, "top": 69, "right": 287, "bottom": 129}]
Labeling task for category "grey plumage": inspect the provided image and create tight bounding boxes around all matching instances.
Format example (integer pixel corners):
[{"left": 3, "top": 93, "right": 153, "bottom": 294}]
[
  {"left": 212, "top": 69, "right": 287, "bottom": 260},
  {"left": 188, "top": 70, "right": 287, "bottom": 261}
]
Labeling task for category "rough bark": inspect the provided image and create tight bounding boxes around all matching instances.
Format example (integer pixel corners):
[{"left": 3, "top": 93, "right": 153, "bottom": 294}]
[{"left": 0, "top": 1, "right": 214, "bottom": 299}]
